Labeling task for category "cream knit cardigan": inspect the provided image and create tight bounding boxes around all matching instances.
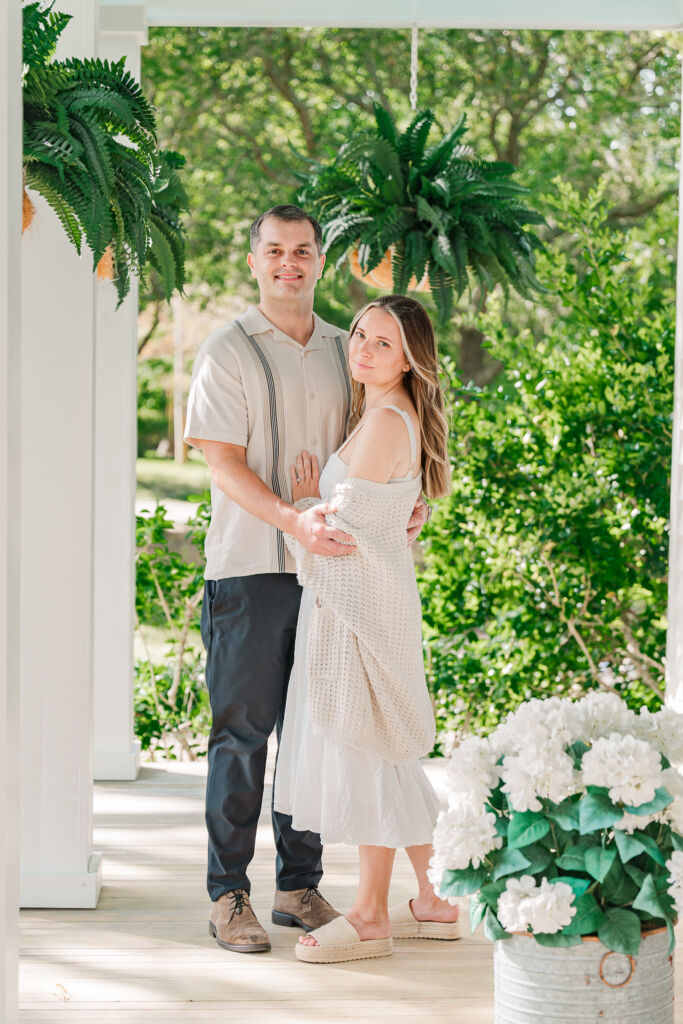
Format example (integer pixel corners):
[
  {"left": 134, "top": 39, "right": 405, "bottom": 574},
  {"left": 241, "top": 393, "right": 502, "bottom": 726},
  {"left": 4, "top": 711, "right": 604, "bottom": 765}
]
[{"left": 285, "top": 475, "right": 436, "bottom": 764}]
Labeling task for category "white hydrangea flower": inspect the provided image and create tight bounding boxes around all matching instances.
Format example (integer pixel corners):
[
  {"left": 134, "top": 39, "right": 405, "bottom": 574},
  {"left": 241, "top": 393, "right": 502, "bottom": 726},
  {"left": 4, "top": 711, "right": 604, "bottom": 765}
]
[
  {"left": 614, "top": 810, "right": 659, "bottom": 834},
  {"left": 491, "top": 697, "right": 579, "bottom": 757},
  {"left": 660, "top": 766, "right": 683, "bottom": 835},
  {"left": 447, "top": 736, "right": 501, "bottom": 811},
  {"left": 637, "top": 707, "right": 683, "bottom": 764},
  {"left": 527, "top": 878, "right": 576, "bottom": 934},
  {"left": 575, "top": 691, "right": 638, "bottom": 741},
  {"left": 666, "top": 850, "right": 683, "bottom": 917},
  {"left": 429, "top": 804, "right": 504, "bottom": 900},
  {"left": 581, "top": 732, "right": 663, "bottom": 807},
  {"left": 497, "top": 875, "right": 537, "bottom": 932},
  {"left": 501, "top": 739, "right": 578, "bottom": 813},
  {"left": 497, "top": 876, "right": 575, "bottom": 935}
]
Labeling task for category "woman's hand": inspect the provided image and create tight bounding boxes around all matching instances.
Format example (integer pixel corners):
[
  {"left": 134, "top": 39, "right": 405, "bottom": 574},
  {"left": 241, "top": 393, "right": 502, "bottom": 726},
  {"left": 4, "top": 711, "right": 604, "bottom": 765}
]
[{"left": 290, "top": 450, "right": 321, "bottom": 502}]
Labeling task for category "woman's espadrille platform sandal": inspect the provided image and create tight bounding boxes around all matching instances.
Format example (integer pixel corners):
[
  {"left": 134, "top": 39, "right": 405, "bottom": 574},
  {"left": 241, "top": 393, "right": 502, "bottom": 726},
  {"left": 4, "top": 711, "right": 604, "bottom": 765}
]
[
  {"left": 389, "top": 900, "right": 462, "bottom": 940},
  {"left": 294, "top": 915, "right": 393, "bottom": 964}
]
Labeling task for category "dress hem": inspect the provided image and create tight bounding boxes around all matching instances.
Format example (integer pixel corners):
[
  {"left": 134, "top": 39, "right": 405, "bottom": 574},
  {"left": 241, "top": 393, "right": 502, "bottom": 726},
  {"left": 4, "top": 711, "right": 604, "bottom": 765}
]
[{"left": 275, "top": 801, "right": 436, "bottom": 850}]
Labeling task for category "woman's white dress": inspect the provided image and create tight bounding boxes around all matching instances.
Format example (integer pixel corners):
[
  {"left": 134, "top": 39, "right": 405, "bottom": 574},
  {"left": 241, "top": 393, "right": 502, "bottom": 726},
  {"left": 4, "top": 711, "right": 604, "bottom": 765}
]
[{"left": 273, "top": 409, "right": 440, "bottom": 848}]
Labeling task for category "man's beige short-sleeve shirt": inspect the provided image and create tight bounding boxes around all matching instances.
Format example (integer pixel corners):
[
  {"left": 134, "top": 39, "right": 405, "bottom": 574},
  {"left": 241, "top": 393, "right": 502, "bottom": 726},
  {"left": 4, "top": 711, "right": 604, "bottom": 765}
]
[{"left": 184, "top": 305, "right": 350, "bottom": 580}]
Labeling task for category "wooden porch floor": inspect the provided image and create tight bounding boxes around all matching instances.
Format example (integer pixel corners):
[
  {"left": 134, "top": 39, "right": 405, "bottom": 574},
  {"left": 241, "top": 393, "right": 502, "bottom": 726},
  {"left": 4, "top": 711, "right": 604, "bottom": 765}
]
[{"left": 18, "top": 756, "right": 683, "bottom": 1023}]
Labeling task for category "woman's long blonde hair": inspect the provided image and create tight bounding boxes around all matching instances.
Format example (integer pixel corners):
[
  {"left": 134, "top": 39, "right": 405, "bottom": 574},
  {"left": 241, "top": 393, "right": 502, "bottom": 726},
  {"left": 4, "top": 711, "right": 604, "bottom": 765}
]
[{"left": 347, "top": 295, "right": 451, "bottom": 499}]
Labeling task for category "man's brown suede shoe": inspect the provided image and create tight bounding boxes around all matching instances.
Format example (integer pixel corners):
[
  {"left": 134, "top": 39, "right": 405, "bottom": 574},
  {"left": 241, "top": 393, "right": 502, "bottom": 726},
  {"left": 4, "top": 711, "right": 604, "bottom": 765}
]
[
  {"left": 209, "top": 889, "right": 271, "bottom": 953},
  {"left": 271, "top": 886, "right": 340, "bottom": 933}
]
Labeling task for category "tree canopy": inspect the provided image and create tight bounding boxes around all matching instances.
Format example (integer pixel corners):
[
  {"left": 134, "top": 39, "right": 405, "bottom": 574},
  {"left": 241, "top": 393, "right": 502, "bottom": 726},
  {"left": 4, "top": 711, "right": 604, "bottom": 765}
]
[{"left": 141, "top": 26, "right": 680, "bottom": 329}]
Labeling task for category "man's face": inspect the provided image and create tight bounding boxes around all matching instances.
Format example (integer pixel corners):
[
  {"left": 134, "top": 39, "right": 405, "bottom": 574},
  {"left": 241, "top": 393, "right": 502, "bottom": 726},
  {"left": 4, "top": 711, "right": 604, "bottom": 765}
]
[{"left": 247, "top": 216, "right": 325, "bottom": 305}]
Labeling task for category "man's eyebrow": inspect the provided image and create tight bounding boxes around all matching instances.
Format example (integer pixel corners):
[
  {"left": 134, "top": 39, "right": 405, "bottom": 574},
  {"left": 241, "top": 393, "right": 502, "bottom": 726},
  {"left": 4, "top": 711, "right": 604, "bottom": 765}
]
[{"left": 264, "top": 240, "right": 314, "bottom": 247}]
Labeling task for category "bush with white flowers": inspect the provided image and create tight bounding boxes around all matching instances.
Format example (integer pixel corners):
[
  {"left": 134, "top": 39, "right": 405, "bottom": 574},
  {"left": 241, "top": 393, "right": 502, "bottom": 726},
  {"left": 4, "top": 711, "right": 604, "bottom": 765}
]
[{"left": 430, "top": 693, "right": 683, "bottom": 956}]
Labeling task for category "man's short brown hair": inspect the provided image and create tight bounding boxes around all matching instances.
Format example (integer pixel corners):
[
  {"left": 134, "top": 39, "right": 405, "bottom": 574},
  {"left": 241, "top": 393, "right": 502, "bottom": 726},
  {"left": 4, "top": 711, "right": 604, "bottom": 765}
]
[{"left": 250, "top": 205, "right": 323, "bottom": 253}]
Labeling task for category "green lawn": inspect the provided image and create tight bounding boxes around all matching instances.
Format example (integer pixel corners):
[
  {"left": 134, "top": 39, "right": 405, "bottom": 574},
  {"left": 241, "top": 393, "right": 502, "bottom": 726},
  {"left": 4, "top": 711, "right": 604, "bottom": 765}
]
[{"left": 136, "top": 454, "right": 211, "bottom": 502}]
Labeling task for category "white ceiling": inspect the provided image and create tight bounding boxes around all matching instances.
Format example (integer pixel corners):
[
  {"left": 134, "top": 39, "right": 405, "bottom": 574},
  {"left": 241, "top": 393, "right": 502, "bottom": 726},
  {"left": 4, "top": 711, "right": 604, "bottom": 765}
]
[{"left": 98, "top": 0, "right": 683, "bottom": 29}]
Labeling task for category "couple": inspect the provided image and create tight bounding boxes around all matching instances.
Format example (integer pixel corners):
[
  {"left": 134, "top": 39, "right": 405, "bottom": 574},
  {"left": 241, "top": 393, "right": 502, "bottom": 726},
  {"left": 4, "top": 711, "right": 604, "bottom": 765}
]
[{"left": 184, "top": 203, "right": 459, "bottom": 964}]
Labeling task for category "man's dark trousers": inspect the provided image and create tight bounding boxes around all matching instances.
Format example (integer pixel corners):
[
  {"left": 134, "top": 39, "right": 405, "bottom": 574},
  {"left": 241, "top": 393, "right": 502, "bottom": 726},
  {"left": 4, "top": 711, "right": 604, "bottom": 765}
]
[{"left": 201, "top": 572, "right": 323, "bottom": 901}]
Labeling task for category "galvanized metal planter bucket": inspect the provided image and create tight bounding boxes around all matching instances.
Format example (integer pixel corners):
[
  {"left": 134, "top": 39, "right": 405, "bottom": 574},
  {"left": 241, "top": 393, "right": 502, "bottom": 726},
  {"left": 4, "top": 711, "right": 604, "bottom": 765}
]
[{"left": 494, "top": 927, "right": 674, "bottom": 1023}]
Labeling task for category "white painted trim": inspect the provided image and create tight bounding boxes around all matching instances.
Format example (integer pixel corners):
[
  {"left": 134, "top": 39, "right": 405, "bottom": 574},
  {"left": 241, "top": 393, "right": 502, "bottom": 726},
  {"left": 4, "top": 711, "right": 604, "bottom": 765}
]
[
  {"left": 19, "top": 854, "right": 103, "bottom": 910},
  {"left": 0, "top": 0, "right": 22, "bottom": 1017},
  {"left": 94, "top": 740, "right": 142, "bottom": 781},
  {"left": 93, "top": 29, "right": 145, "bottom": 785},
  {"left": 99, "top": 0, "right": 683, "bottom": 29},
  {"left": 20, "top": 0, "right": 101, "bottom": 913},
  {"left": 99, "top": 4, "right": 148, "bottom": 43}
]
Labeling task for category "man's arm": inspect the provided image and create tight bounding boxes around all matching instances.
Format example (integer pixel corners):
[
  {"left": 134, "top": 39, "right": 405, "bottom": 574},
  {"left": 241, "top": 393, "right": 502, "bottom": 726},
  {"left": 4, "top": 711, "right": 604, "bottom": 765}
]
[{"left": 196, "top": 438, "right": 355, "bottom": 556}]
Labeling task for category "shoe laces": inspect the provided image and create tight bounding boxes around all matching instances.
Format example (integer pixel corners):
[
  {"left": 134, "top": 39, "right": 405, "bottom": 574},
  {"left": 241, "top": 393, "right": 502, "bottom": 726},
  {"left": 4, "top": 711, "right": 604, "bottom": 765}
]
[
  {"left": 227, "top": 890, "right": 249, "bottom": 915},
  {"left": 302, "top": 885, "right": 326, "bottom": 906}
]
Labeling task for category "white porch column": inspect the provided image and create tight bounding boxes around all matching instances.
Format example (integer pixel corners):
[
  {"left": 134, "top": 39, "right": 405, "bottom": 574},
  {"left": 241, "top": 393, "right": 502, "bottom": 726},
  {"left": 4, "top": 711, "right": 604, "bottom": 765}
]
[
  {"left": 92, "top": 6, "right": 148, "bottom": 782},
  {"left": 666, "top": 60, "right": 683, "bottom": 714},
  {"left": 19, "top": 0, "right": 102, "bottom": 908},
  {"left": 1, "top": 0, "right": 22, "bottom": 1014}
]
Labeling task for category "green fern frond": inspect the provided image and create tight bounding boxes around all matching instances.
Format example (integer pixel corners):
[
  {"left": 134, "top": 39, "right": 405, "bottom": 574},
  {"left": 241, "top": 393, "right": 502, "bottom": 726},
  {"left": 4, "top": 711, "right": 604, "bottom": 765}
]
[
  {"left": 422, "top": 115, "right": 468, "bottom": 175},
  {"left": 427, "top": 263, "right": 455, "bottom": 323},
  {"left": 404, "top": 230, "right": 429, "bottom": 286},
  {"left": 22, "top": 2, "right": 71, "bottom": 69},
  {"left": 373, "top": 102, "right": 399, "bottom": 148},
  {"left": 24, "top": 165, "right": 83, "bottom": 251}
]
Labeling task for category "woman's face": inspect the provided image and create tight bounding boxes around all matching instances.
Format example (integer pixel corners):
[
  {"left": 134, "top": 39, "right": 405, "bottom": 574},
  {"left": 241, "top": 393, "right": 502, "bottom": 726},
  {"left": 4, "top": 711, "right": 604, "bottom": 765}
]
[{"left": 349, "top": 307, "right": 410, "bottom": 388}]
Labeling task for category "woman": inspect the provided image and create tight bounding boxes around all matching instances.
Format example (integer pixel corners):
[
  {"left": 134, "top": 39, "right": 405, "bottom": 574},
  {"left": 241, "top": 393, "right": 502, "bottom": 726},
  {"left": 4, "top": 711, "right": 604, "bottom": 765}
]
[{"left": 274, "top": 294, "right": 458, "bottom": 964}]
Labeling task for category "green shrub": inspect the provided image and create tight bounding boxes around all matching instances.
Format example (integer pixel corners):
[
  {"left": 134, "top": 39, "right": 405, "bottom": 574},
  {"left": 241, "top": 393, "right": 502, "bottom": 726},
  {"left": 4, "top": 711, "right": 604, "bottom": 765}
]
[
  {"left": 420, "top": 182, "right": 673, "bottom": 749},
  {"left": 137, "top": 357, "right": 171, "bottom": 457},
  {"left": 135, "top": 494, "right": 211, "bottom": 758}
]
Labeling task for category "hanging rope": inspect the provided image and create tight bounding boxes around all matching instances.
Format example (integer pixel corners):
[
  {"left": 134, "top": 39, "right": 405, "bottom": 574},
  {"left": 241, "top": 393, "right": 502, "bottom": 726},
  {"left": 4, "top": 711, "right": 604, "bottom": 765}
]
[{"left": 410, "top": 24, "right": 419, "bottom": 112}]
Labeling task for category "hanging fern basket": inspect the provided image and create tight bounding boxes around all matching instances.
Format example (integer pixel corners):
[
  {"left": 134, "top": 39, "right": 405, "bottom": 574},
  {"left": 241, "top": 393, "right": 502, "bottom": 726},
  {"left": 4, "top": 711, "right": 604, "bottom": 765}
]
[
  {"left": 297, "top": 103, "right": 546, "bottom": 324},
  {"left": 21, "top": 2, "right": 187, "bottom": 306},
  {"left": 22, "top": 187, "right": 35, "bottom": 232},
  {"left": 96, "top": 246, "right": 115, "bottom": 282},
  {"left": 349, "top": 246, "right": 430, "bottom": 292}
]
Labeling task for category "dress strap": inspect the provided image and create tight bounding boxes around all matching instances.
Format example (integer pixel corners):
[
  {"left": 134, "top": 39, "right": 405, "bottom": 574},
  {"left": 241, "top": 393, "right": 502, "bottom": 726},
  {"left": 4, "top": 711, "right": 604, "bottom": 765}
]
[{"left": 383, "top": 405, "right": 418, "bottom": 475}]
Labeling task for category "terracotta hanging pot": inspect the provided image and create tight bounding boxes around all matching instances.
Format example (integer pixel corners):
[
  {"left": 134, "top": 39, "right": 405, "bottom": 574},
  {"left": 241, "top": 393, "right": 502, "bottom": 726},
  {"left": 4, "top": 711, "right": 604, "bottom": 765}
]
[
  {"left": 349, "top": 246, "right": 430, "bottom": 292},
  {"left": 22, "top": 186, "right": 35, "bottom": 232},
  {"left": 96, "top": 246, "right": 115, "bottom": 281}
]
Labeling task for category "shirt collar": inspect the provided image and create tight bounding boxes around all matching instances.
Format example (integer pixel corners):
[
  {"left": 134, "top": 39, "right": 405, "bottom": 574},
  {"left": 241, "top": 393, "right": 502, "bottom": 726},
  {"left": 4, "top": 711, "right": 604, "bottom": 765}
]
[{"left": 239, "top": 305, "right": 334, "bottom": 351}]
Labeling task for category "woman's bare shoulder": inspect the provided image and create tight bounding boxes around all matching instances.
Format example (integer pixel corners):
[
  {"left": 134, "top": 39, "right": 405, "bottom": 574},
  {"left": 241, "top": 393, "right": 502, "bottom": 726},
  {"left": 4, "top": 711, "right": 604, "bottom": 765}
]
[{"left": 346, "top": 407, "right": 411, "bottom": 482}]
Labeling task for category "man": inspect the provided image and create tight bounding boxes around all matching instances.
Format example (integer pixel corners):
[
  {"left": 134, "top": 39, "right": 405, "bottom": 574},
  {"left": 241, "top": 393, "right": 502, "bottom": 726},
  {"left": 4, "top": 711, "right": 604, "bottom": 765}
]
[{"left": 184, "top": 204, "right": 428, "bottom": 954}]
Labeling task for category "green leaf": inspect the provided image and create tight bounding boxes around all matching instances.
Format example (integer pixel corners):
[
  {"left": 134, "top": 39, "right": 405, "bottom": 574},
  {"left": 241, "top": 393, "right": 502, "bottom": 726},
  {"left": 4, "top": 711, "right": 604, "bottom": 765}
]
[
  {"left": 613, "top": 830, "right": 644, "bottom": 864},
  {"left": 585, "top": 845, "right": 617, "bottom": 883},
  {"left": 563, "top": 894, "right": 606, "bottom": 936},
  {"left": 597, "top": 908, "right": 642, "bottom": 956},
  {"left": 623, "top": 862, "right": 647, "bottom": 887},
  {"left": 568, "top": 739, "right": 591, "bottom": 763},
  {"left": 632, "top": 874, "right": 672, "bottom": 921},
  {"left": 624, "top": 787, "right": 673, "bottom": 816},
  {"left": 555, "top": 844, "right": 587, "bottom": 871},
  {"left": 614, "top": 829, "right": 666, "bottom": 866},
  {"left": 554, "top": 875, "right": 591, "bottom": 898},
  {"left": 480, "top": 879, "right": 508, "bottom": 906},
  {"left": 521, "top": 843, "right": 553, "bottom": 874},
  {"left": 507, "top": 811, "right": 551, "bottom": 850},
  {"left": 548, "top": 798, "right": 581, "bottom": 831},
  {"left": 469, "top": 893, "right": 487, "bottom": 933},
  {"left": 534, "top": 931, "right": 584, "bottom": 947},
  {"left": 672, "top": 832, "right": 683, "bottom": 852},
  {"left": 579, "top": 790, "right": 623, "bottom": 834},
  {"left": 491, "top": 847, "right": 531, "bottom": 881},
  {"left": 440, "top": 865, "right": 487, "bottom": 898},
  {"left": 484, "top": 907, "right": 511, "bottom": 941},
  {"left": 600, "top": 857, "right": 639, "bottom": 905}
]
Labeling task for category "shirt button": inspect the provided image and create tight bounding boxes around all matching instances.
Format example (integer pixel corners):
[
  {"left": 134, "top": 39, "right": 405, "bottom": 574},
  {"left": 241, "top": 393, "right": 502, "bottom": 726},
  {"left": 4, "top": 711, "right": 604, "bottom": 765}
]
[{"left": 312, "top": 438, "right": 319, "bottom": 446}]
